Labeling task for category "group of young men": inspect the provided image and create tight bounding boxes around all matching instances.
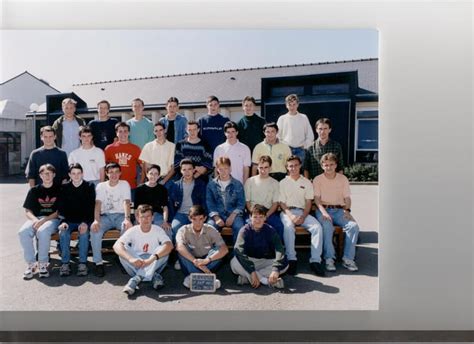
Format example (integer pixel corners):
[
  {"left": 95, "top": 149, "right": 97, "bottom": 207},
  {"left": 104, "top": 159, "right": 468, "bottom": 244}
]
[{"left": 19, "top": 93, "right": 360, "bottom": 295}]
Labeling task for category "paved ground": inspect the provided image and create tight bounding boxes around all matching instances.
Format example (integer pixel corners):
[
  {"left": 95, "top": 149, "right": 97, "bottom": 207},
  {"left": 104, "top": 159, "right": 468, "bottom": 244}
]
[{"left": 0, "top": 180, "right": 378, "bottom": 311}]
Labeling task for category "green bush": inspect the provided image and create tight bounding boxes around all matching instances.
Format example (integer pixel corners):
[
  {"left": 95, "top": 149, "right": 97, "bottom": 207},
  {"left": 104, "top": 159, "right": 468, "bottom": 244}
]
[{"left": 343, "top": 163, "right": 378, "bottom": 182}]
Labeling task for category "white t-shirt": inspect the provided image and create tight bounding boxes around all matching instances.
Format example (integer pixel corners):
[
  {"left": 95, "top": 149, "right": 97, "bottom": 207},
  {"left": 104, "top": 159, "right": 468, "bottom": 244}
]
[
  {"left": 68, "top": 146, "right": 105, "bottom": 181},
  {"left": 118, "top": 224, "right": 170, "bottom": 255},
  {"left": 276, "top": 112, "right": 314, "bottom": 149},
  {"left": 213, "top": 140, "right": 251, "bottom": 183},
  {"left": 244, "top": 175, "right": 279, "bottom": 209},
  {"left": 96, "top": 180, "right": 131, "bottom": 214}
]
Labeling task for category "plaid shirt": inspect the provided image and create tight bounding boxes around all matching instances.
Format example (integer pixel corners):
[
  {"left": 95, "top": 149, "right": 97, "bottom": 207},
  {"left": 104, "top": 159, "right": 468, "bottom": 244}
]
[{"left": 304, "top": 139, "right": 344, "bottom": 180}]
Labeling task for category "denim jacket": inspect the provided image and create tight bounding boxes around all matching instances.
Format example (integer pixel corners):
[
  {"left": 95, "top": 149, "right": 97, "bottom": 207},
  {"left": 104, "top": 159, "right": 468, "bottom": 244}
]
[
  {"left": 168, "top": 177, "right": 207, "bottom": 220},
  {"left": 206, "top": 177, "right": 245, "bottom": 219},
  {"left": 159, "top": 114, "right": 188, "bottom": 143}
]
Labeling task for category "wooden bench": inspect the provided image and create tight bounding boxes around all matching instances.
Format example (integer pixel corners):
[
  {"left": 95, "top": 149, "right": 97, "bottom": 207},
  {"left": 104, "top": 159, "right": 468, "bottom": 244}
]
[{"left": 50, "top": 226, "right": 344, "bottom": 260}]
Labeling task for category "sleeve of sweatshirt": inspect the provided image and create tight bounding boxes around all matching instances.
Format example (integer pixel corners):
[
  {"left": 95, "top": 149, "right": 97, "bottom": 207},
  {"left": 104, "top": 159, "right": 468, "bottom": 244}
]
[{"left": 234, "top": 228, "right": 255, "bottom": 274}]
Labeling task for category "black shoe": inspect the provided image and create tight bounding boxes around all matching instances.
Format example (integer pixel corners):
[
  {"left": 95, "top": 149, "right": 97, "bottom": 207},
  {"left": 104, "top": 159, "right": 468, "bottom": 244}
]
[
  {"left": 310, "top": 262, "right": 326, "bottom": 277},
  {"left": 94, "top": 264, "right": 105, "bottom": 277},
  {"left": 287, "top": 260, "right": 298, "bottom": 275}
]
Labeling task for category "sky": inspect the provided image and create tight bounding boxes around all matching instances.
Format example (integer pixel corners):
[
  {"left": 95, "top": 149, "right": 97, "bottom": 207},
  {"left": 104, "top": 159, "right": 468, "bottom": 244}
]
[{"left": 1, "top": 29, "right": 378, "bottom": 92}]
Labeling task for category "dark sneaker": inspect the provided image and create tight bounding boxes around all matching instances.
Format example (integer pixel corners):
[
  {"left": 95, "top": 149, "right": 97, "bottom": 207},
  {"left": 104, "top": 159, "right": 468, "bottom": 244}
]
[
  {"left": 59, "top": 263, "right": 71, "bottom": 277},
  {"left": 287, "top": 260, "right": 298, "bottom": 275},
  {"left": 94, "top": 264, "right": 105, "bottom": 277},
  {"left": 123, "top": 276, "right": 142, "bottom": 296},
  {"left": 310, "top": 262, "right": 326, "bottom": 277},
  {"left": 76, "top": 263, "right": 88, "bottom": 276},
  {"left": 38, "top": 263, "right": 49, "bottom": 278},
  {"left": 152, "top": 272, "right": 165, "bottom": 290}
]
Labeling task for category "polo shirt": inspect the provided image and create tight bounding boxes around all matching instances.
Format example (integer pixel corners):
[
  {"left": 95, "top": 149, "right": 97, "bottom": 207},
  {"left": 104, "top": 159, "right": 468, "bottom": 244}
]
[
  {"left": 176, "top": 223, "right": 225, "bottom": 258},
  {"left": 252, "top": 140, "right": 292, "bottom": 174},
  {"left": 139, "top": 140, "right": 175, "bottom": 176},
  {"left": 213, "top": 140, "right": 251, "bottom": 184},
  {"left": 279, "top": 175, "right": 314, "bottom": 209},
  {"left": 244, "top": 175, "right": 279, "bottom": 209}
]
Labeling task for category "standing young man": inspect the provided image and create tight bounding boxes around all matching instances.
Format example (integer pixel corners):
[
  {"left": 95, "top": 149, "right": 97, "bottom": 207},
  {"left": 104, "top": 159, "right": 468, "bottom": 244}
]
[
  {"left": 57, "top": 163, "right": 96, "bottom": 277},
  {"left": 198, "top": 95, "right": 229, "bottom": 154},
  {"left": 159, "top": 97, "right": 188, "bottom": 144},
  {"left": 276, "top": 94, "right": 314, "bottom": 165},
  {"left": 126, "top": 98, "right": 155, "bottom": 149},
  {"left": 113, "top": 204, "right": 173, "bottom": 296},
  {"left": 279, "top": 156, "right": 325, "bottom": 276},
  {"left": 174, "top": 120, "right": 213, "bottom": 181},
  {"left": 175, "top": 205, "right": 228, "bottom": 289},
  {"left": 206, "top": 157, "right": 245, "bottom": 243},
  {"left": 236, "top": 96, "right": 265, "bottom": 153},
  {"left": 251, "top": 122, "right": 292, "bottom": 181},
  {"left": 68, "top": 126, "right": 105, "bottom": 185},
  {"left": 90, "top": 163, "right": 133, "bottom": 277},
  {"left": 25, "top": 126, "right": 69, "bottom": 187},
  {"left": 18, "top": 164, "right": 60, "bottom": 279},
  {"left": 52, "top": 98, "right": 86, "bottom": 156},
  {"left": 104, "top": 122, "right": 142, "bottom": 195},
  {"left": 139, "top": 122, "right": 175, "bottom": 188},
  {"left": 304, "top": 118, "right": 345, "bottom": 181},
  {"left": 231, "top": 205, "right": 288, "bottom": 289},
  {"left": 88, "top": 100, "right": 118, "bottom": 150},
  {"left": 314, "top": 153, "right": 359, "bottom": 272},
  {"left": 213, "top": 121, "right": 251, "bottom": 185},
  {"left": 244, "top": 155, "right": 283, "bottom": 240}
]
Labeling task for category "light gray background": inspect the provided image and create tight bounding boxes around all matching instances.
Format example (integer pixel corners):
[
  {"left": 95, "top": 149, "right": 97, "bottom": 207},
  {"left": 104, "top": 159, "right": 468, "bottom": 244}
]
[{"left": 1, "top": 0, "right": 472, "bottom": 331}]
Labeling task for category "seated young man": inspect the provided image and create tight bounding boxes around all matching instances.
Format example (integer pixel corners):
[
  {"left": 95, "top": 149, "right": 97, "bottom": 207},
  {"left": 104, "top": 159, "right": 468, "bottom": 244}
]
[
  {"left": 244, "top": 155, "right": 283, "bottom": 240},
  {"left": 134, "top": 165, "right": 171, "bottom": 236},
  {"left": 206, "top": 156, "right": 245, "bottom": 243},
  {"left": 113, "top": 204, "right": 173, "bottom": 296},
  {"left": 90, "top": 163, "right": 133, "bottom": 277},
  {"left": 175, "top": 205, "right": 228, "bottom": 290},
  {"left": 313, "top": 153, "right": 360, "bottom": 272},
  {"left": 231, "top": 204, "right": 288, "bottom": 289},
  {"left": 18, "top": 164, "right": 60, "bottom": 279},
  {"left": 57, "top": 163, "right": 96, "bottom": 277}
]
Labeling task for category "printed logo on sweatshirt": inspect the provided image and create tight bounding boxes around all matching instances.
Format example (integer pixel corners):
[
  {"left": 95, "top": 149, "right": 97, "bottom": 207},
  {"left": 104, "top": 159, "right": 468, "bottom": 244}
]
[
  {"left": 115, "top": 152, "right": 132, "bottom": 166},
  {"left": 38, "top": 196, "right": 57, "bottom": 208}
]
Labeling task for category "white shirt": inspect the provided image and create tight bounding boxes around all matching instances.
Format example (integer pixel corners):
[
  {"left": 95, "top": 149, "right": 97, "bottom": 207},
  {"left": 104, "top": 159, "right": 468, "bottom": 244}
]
[
  {"left": 213, "top": 140, "right": 251, "bottom": 183},
  {"left": 118, "top": 224, "right": 170, "bottom": 255},
  {"left": 68, "top": 146, "right": 105, "bottom": 181},
  {"left": 139, "top": 140, "right": 175, "bottom": 176},
  {"left": 96, "top": 180, "right": 131, "bottom": 214},
  {"left": 276, "top": 112, "right": 314, "bottom": 149}
]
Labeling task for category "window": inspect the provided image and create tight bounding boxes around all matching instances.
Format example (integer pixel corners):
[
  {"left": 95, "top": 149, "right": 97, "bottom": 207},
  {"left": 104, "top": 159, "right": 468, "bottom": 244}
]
[
  {"left": 270, "top": 86, "right": 304, "bottom": 98},
  {"left": 312, "top": 83, "right": 349, "bottom": 95},
  {"left": 357, "top": 119, "right": 378, "bottom": 150}
]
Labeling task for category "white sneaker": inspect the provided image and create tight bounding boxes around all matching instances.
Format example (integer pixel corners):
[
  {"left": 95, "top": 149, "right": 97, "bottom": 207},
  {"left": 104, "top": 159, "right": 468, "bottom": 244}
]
[
  {"left": 38, "top": 263, "right": 49, "bottom": 278},
  {"left": 237, "top": 275, "right": 249, "bottom": 285},
  {"left": 23, "top": 262, "right": 37, "bottom": 280},
  {"left": 325, "top": 258, "right": 336, "bottom": 272},
  {"left": 183, "top": 276, "right": 190, "bottom": 289},
  {"left": 214, "top": 279, "right": 221, "bottom": 290},
  {"left": 342, "top": 258, "right": 358, "bottom": 272},
  {"left": 174, "top": 260, "right": 181, "bottom": 270}
]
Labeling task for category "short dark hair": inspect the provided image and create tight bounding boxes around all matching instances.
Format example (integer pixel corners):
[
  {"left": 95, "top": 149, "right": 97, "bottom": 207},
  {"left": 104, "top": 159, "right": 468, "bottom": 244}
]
[
  {"left": 132, "top": 98, "right": 145, "bottom": 106},
  {"left": 167, "top": 97, "right": 179, "bottom": 105},
  {"left": 79, "top": 125, "right": 93, "bottom": 136},
  {"left": 39, "top": 163, "right": 56, "bottom": 174},
  {"left": 105, "top": 162, "right": 121, "bottom": 173},
  {"left": 136, "top": 204, "right": 153, "bottom": 216},
  {"left": 115, "top": 122, "right": 130, "bottom": 132},
  {"left": 97, "top": 100, "right": 111, "bottom": 109},
  {"left": 146, "top": 164, "right": 161, "bottom": 174},
  {"left": 263, "top": 122, "right": 279, "bottom": 132},
  {"left": 187, "top": 120, "right": 200, "bottom": 129},
  {"left": 258, "top": 155, "right": 273, "bottom": 166},
  {"left": 206, "top": 95, "right": 219, "bottom": 104},
  {"left": 180, "top": 158, "right": 195, "bottom": 168},
  {"left": 188, "top": 205, "right": 207, "bottom": 217},
  {"left": 286, "top": 155, "right": 301, "bottom": 165},
  {"left": 250, "top": 204, "right": 268, "bottom": 216},
  {"left": 242, "top": 96, "right": 257, "bottom": 105},
  {"left": 40, "top": 126, "right": 55, "bottom": 135},
  {"left": 224, "top": 121, "right": 238, "bottom": 132},
  {"left": 154, "top": 122, "right": 166, "bottom": 130},
  {"left": 68, "top": 163, "right": 83, "bottom": 173},
  {"left": 315, "top": 117, "right": 332, "bottom": 129}
]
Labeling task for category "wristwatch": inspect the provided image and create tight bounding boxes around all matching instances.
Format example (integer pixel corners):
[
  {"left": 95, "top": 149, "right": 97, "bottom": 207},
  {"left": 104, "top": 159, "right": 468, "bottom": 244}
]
[{"left": 154, "top": 253, "right": 160, "bottom": 260}]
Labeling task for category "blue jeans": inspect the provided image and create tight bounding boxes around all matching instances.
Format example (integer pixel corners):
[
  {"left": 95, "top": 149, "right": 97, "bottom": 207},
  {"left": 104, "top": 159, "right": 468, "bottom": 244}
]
[
  {"left": 208, "top": 214, "right": 244, "bottom": 243},
  {"left": 171, "top": 212, "right": 190, "bottom": 243},
  {"left": 290, "top": 147, "right": 306, "bottom": 166},
  {"left": 245, "top": 212, "right": 284, "bottom": 241},
  {"left": 58, "top": 223, "right": 90, "bottom": 263},
  {"left": 90, "top": 213, "right": 125, "bottom": 264},
  {"left": 316, "top": 209, "right": 359, "bottom": 261},
  {"left": 280, "top": 208, "right": 323, "bottom": 263},
  {"left": 119, "top": 252, "right": 168, "bottom": 281},
  {"left": 177, "top": 249, "right": 223, "bottom": 277},
  {"left": 18, "top": 218, "right": 59, "bottom": 264}
]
